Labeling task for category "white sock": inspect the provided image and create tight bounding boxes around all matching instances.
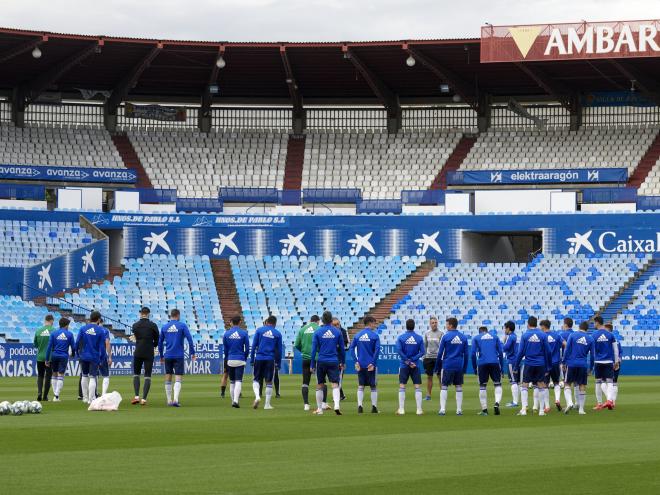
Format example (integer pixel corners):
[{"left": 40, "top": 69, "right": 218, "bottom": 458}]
[
  {"left": 595, "top": 380, "right": 603, "bottom": 404},
  {"left": 230, "top": 382, "right": 235, "bottom": 401},
  {"left": 456, "top": 387, "right": 463, "bottom": 412},
  {"left": 316, "top": 389, "right": 323, "bottom": 410},
  {"left": 88, "top": 377, "right": 96, "bottom": 401},
  {"left": 233, "top": 381, "right": 242, "bottom": 403},
  {"left": 533, "top": 387, "right": 539, "bottom": 409},
  {"left": 544, "top": 388, "right": 550, "bottom": 409},
  {"left": 578, "top": 391, "right": 586, "bottom": 412},
  {"left": 479, "top": 388, "right": 487, "bottom": 409},
  {"left": 601, "top": 381, "right": 608, "bottom": 397},
  {"left": 554, "top": 385, "right": 561, "bottom": 402},
  {"left": 265, "top": 384, "right": 273, "bottom": 407},
  {"left": 606, "top": 381, "right": 614, "bottom": 402},
  {"left": 398, "top": 388, "right": 406, "bottom": 411},
  {"left": 102, "top": 377, "right": 109, "bottom": 395},
  {"left": 57, "top": 377, "right": 64, "bottom": 396},
  {"left": 521, "top": 387, "right": 529, "bottom": 409},
  {"left": 173, "top": 380, "right": 181, "bottom": 402},
  {"left": 415, "top": 388, "right": 422, "bottom": 411},
  {"left": 332, "top": 386, "right": 340, "bottom": 410},
  {"left": 370, "top": 389, "right": 378, "bottom": 407},
  {"left": 613, "top": 383, "right": 618, "bottom": 402},
  {"left": 51, "top": 378, "right": 58, "bottom": 396},
  {"left": 165, "top": 381, "right": 172, "bottom": 403},
  {"left": 573, "top": 385, "right": 578, "bottom": 403},
  {"left": 252, "top": 381, "right": 261, "bottom": 400},
  {"left": 511, "top": 383, "right": 519, "bottom": 404},
  {"left": 357, "top": 387, "right": 364, "bottom": 407},
  {"left": 81, "top": 376, "right": 89, "bottom": 401},
  {"left": 564, "top": 386, "right": 574, "bottom": 407},
  {"left": 494, "top": 385, "right": 502, "bottom": 404},
  {"left": 440, "top": 388, "right": 447, "bottom": 412}
]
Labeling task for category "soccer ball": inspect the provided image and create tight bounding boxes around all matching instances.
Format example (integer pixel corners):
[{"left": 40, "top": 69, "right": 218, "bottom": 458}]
[
  {"left": 0, "top": 401, "right": 10, "bottom": 415},
  {"left": 29, "top": 401, "right": 42, "bottom": 414},
  {"left": 21, "top": 400, "right": 31, "bottom": 413},
  {"left": 11, "top": 402, "right": 23, "bottom": 416}
]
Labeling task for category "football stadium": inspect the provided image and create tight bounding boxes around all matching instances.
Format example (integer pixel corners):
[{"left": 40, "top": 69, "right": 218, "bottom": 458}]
[{"left": 2, "top": 7, "right": 660, "bottom": 494}]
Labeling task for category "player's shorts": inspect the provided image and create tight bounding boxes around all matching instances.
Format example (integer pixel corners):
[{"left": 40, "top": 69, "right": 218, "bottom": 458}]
[
  {"left": 399, "top": 365, "right": 422, "bottom": 385},
  {"left": 302, "top": 359, "right": 312, "bottom": 385},
  {"left": 423, "top": 357, "right": 439, "bottom": 377},
  {"left": 253, "top": 359, "right": 275, "bottom": 383},
  {"left": 594, "top": 363, "right": 614, "bottom": 380},
  {"left": 316, "top": 362, "right": 340, "bottom": 384},
  {"left": 545, "top": 363, "right": 561, "bottom": 385},
  {"left": 164, "top": 358, "right": 185, "bottom": 376},
  {"left": 477, "top": 363, "right": 501, "bottom": 386},
  {"left": 228, "top": 365, "right": 245, "bottom": 381},
  {"left": 506, "top": 363, "right": 520, "bottom": 384},
  {"left": 98, "top": 360, "right": 109, "bottom": 377},
  {"left": 80, "top": 360, "right": 99, "bottom": 377},
  {"left": 357, "top": 368, "right": 377, "bottom": 388},
  {"left": 133, "top": 357, "right": 154, "bottom": 377},
  {"left": 613, "top": 366, "right": 620, "bottom": 383},
  {"left": 522, "top": 365, "right": 546, "bottom": 384},
  {"left": 565, "top": 366, "right": 588, "bottom": 386},
  {"left": 50, "top": 357, "right": 68, "bottom": 374},
  {"left": 441, "top": 369, "right": 464, "bottom": 387}
]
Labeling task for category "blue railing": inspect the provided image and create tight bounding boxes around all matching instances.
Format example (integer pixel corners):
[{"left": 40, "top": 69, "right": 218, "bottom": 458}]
[
  {"left": 280, "top": 190, "right": 302, "bottom": 205},
  {"left": 303, "top": 188, "right": 362, "bottom": 204},
  {"left": 582, "top": 187, "right": 637, "bottom": 204},
  {"left": 219, "top": 187, "right": 280, "bottom": 203},
  {"left": 121, "top": 188, "right": 177, "bottom": 203},
  {"left": 0, "top": 184, "right": 45, "bottom": 201},
  {"left": 401, "top": 190, "right": 444, "bottom": 205},
  {"left": 176, "top": 198, "right": 224, "bottom": 213},
  {"left": 637, "top": 196, "right": 660, "bottom": 211},
  {"left": 357, "top": 199, "right": 402, "bottom": 214}
]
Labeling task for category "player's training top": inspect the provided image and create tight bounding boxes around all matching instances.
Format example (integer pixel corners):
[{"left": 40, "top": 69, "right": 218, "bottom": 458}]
[
  {"left": 349, "top": 328, "right": 381, "bottom": 368},
  {"left": 45, "top": 327, "right": 75, "bottom": 361},
  {"left": 251, "top": 325, "right": 283, "bottom": 368},
  {"left": 502, "top": 332, "right": 518, "bottom": 362},
  {"left": 310, "top": 324, "right": 345, "bottom": 367},
  {"left": 294, "top": 322, "right": 318, "bottom": 360},
  {"left": 75, "top": 324, "right": 107, "bottom": 364},
  {"left": 223, "top": 326, "right": 250, "bottom": 362},
  {"left": 436, "top": 330, "right": 468, "bottom": 373},
  {"left": 471, "top": 332, "right": 504, "bottom": 370},
  {"left": 158, "top": 320, "right": 195, "bottom": 360},
  {"left": 99, "top": 326, "right": 110, "bottom": 363},
  {"left": 562, "top": 332, "right": 595, "bottom": 370},
  {"left": 546, "top": 330, "right": 563, "bottom": 365},
  {"left": 592, "top": 329, "right": 619, "bottom": 363},
  {"left": 33, "top": 324, "right": 54, "bottom": 362},
  {"left": 423, "top": 328, "right": 443, "bottom": 359},
  {"left": 132, "top": 317, "right": 159, "bottom": 359},
  {"left": 396, "top": 330, "right": 425, "bottom": 367},
  {"left": 513, "top": 328, "right": 551, "bottom": 371}
]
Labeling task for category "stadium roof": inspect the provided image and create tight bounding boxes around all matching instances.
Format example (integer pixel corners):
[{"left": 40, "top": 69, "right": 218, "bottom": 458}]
[{"left": 1, "top": 26, "right": 659, "bottom": 105}]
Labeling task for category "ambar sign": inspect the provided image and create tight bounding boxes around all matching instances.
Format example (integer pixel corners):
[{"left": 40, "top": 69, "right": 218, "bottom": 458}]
[{"left": 481, "top": 20, "right": 660, "bottom": 63}]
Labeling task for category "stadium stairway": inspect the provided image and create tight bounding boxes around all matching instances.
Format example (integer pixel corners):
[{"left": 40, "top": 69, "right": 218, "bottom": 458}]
[
  {"left": 211, "top": 259, "right": 244, "bottom": 329},
  {"left": 429, "top": 134, "right": 476, "bottom": 190},
  {"left": 599, "top": 257, "right": 659, "bottom": 323},
  {"left": 282, "top": 134, "right": 306, "bottom": 196},
  {"left": 628, "top": 129, "right": 660, "bottom": 188},
  {"left": 111, "top": 133, "right": 153, "bottom": 188},
  {"left": 349, "top": 259, "right": 436, "bottom": 336}
]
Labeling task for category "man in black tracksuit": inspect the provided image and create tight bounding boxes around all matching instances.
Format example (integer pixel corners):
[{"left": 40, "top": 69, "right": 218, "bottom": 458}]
[
  {"left": 333, "top": 318, "right": 350, "bottom": 401},
  {"left": 130, "top": 307, "right": 159, "bottom": 405}
]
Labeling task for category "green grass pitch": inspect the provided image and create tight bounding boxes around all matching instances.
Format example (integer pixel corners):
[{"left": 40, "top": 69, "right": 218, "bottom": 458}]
[{"left": 1, "top": 375, "right": 660, "bottom": 494}]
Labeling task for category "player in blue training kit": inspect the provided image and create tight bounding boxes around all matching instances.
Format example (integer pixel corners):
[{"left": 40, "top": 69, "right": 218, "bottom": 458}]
[
  {"left": 471, "top": 326, "right": 504, "bottom": 416},
  {"left": 560, "top": 317, "right": 578, "bottom": 409},
  {"left": 502, "top": 321, "right": 520, "bottom": 407},
  {"left": 310, "top": 311, "right": 345, "bottom": 415},
  {"left": 223, "top": 316, "right": 250, "bottom": 408},
  {"left": 75, "top": 311, "right": 107, "bottom": 404},
  {"left": 45, "top": 317, "right": 75, "bottom": 401},
  {"left": 435, "top": 317, "right": 469, "bottom": 416},
  {"left": 395, "top": 319, "right": 425, "bottom": 415},
  {"left": 540, "top": 319, "right": 564, "bottom": 412},
  {"left": 513, "top": 316, "right": 552, "bottom": 416},
  {"left": 96, "top": 318, "right": 112, "bottom": 396},
  {"left": 605, "top": 324, "right": 622, "bottom": 407},
  {"left": 562, "top": 321, "right": 595, "bottom": 414},
  {"left": 591, "top": 316, "right": 620, "bottom": 410},
  {"left": 158, "top": 309, "right": 196, "bottom": 407},
  {"left": 349, "top": 315, "right": 381, "bottom": 414},
  {"left": 250, "top": 315, "right": 283, "bottom": 411}
]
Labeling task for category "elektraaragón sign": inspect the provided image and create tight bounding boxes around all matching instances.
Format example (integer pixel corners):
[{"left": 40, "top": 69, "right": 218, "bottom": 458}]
[
  {"left": 0, "top": 164, "right": 137, "bottom": 184},
  {"left": 447, "top": 168, "right": 627, "bottom": 185}
]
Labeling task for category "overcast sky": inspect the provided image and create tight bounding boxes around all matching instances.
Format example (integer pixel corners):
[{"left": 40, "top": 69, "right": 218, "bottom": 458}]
[{"left": 3, "top": 0, "right": 660, "bottom": 41}]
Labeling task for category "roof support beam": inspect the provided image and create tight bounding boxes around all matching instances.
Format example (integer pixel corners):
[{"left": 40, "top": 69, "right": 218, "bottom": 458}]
[
  {"left": 201, "top": 46, "right": 223, "bottom": 118},
  {"left": 343, "top": 46, "right": 400, "bottom": 125},
  {"left": 404, "top": 45, "right": 478, "bottom": 111},
  {"left": 608, "top": 59, "right": 660, "bottom": 106},
  {"left": 0, "top": 35, "right": 47, "bottom": 64},
  {"left": 25, "top": 41, "right": 100, "bottom": 103},
  {"left": 279, "top": 46, "right": 303, "bottom": 118},
  {"left": 514, "top": 62, "right": 574, "bottom": 112},
  {"left": 105, "top": 43, "right": 162, "bottom": 114}
]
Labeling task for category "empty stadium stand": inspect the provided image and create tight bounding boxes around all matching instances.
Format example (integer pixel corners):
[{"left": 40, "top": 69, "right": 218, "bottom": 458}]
[
  {"left": 0, "top": 220, "right": 92, "bottom": 267},
  {"left": 429, "top": 135, "right": 476, "bottom": 190},
  {"left": 302, "top": 130, "right": 462, "bottom": 199},
  {"left": 0, "top": 295, "right": 71, "bottom": 343},
  {"left": 613, "top": 261, "right": 660, "bottom": 345},
  {"left": 0, "top": 124, "right": 123, "bottom": 169}
]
